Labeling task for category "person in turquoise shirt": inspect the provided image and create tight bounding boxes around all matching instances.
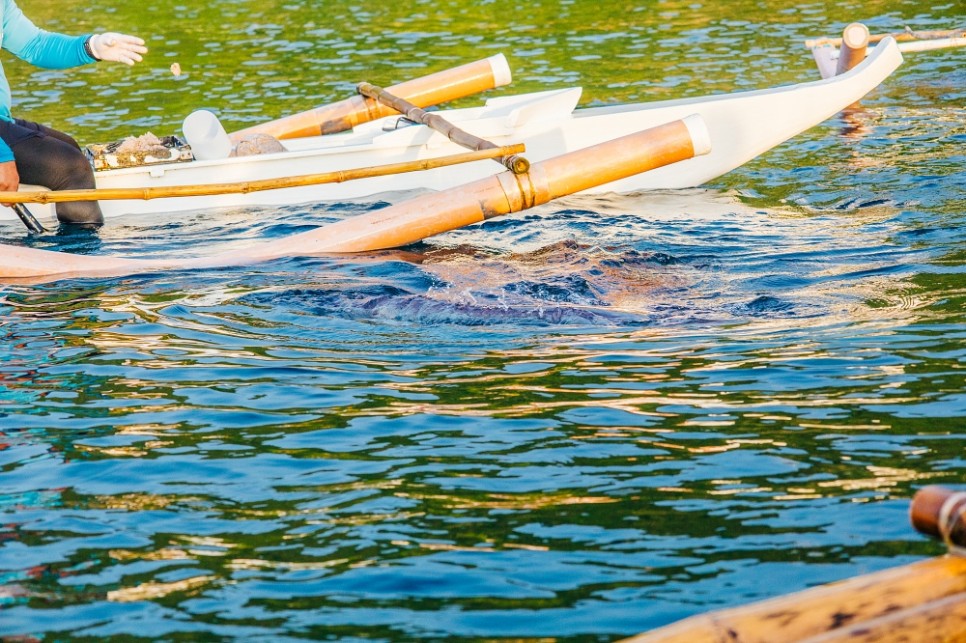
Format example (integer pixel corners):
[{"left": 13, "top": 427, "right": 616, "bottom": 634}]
[{"left": 1, "top": 0, "right": 146, "bottom": 225}]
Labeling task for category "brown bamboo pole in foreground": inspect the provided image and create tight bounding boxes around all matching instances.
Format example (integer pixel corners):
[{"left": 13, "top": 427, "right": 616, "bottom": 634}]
[
  {"left": 624, "top": 486, "right": 966, "bottom": 643},
  {"left": 0, "top": 114, "right": 710, "bottom": 282},
  {"left": 797, "top": 592, "right": 966, "bottom": 642},
  {"left": 621, "top": 556, "right": 966, "bottom": 643},
  {"left": 356, "top": 81, "right": 530, "bottom": 175},
  {"left": 0, "top": 145, "right": 525, "bottom": 204},
  {"left": 230, "top": 54, "right": 512, "bottom": 141}
]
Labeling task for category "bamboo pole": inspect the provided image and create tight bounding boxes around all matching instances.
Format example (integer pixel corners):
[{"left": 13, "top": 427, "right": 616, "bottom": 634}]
[
  {"left": 356, "top": 81, "right": 530, "bottom": 175},
  {"left": 836, "top": 23, "right": 870, "bottom": 75},
  {"left": 621, "top": 555, "right": 966, "bottom": 643},
  {"left": 805, "top": 26, "right": 966, "bottom": 49},
  {"left": 797, "top": 591, "right": 966, "bottom": 642},
  {"left": 0, "top": 114, "right": 710, "bottom": 282},
  {"left": 898, "top": 37, "right": 966, "bottom": 53},
  {"left": 0, "top": 144, "right": 525, "bottom": 205},
  {"left": 230, "top": 54, "right": 512, "bottom": 141},
  {"left": 230, "top": 114, "right": 708, "bottom": 259}
]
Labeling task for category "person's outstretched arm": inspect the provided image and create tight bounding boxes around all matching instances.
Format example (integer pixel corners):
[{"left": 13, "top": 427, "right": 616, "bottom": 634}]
[
  {"left": 3, "top": 1, "right": 89, "bottom": 67},
  {"left": 2, "top": 1, "right": 146, "bottom": 68}
]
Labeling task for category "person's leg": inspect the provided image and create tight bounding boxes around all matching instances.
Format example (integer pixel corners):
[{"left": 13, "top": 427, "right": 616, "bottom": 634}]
[{"left": 2, "top": 119, "right": 103, "bottom": 225}]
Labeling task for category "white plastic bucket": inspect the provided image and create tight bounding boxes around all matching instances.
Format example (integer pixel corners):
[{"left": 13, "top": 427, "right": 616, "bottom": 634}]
[{"left": 182, "top": 110, "right": 232, "bottom": 160}]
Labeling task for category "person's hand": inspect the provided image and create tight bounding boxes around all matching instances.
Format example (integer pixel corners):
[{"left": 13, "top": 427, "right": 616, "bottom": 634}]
[
  {"left": 89, "top": 33, "right": 147, "bottom": 66},
  {"left": 0, "top": 160, "right": 19, "bottom": 207}
]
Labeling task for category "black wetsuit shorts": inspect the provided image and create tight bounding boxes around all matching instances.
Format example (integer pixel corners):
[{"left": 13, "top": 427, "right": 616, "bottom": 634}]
[{"left": 0, "top": 118, "right": 102, "bottom": 224}]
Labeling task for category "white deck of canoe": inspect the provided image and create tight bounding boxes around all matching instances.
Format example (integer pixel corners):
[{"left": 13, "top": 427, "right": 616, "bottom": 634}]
[{"left": 10, "top": 38, "right": 902, "bottom": 223}]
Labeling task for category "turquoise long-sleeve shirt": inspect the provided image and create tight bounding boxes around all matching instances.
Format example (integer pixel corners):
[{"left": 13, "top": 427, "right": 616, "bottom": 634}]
[{"left": 0, "top": 0, "right": 95, "bottom": 161}]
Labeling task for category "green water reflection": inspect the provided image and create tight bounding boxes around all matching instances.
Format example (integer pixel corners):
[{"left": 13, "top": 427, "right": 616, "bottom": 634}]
[{"left": 11, "top": 0, "right": 965, "bottom": 139}]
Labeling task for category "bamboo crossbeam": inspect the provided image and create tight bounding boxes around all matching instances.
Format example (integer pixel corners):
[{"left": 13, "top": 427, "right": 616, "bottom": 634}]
[
  {"left": 356, "top": 81, "right": 530, "bottom": 175},
  {"left": 897, "top": 37, "right": 966, "bottom": 53},
  {"left": 811, "top": 34, "right": 966, "bottom": 79},
  {"left": 816, "top": 38, "right": 966, "bottom": 58},
  {"left": 805, "top": 26, "right": 966, "bottom": 49},
  {"left": 0, "top": 144, "right": 525, "bottom": 205}
]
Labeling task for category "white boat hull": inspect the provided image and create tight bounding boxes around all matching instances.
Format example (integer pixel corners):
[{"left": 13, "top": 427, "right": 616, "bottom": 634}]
[{"left": 9, "top": 39, "right": 901, "bottom": 223}]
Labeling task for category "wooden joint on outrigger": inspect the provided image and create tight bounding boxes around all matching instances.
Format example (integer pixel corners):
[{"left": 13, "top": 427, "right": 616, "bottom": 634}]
[{"left": 356, "top": 81, "right": 530, "bottom": 175}]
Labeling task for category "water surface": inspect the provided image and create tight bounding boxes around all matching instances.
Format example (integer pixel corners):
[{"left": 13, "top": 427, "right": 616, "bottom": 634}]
[{"left": 1, "top": 1, "right": 964, "bottom": 640}]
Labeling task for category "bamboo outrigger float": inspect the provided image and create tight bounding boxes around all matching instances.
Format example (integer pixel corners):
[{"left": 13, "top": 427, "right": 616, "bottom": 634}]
[
  {"left": 0, "top": 114, "right": 710, "bottom": 282},
  {"left": 229, "top": 54, "right": 514, "bottom": 141},
  {"left": 622, "top": 486, "right": 966, "bottom": 643},
  {"left": 2, "top": 38, "right": 903, "bottom": 223}
]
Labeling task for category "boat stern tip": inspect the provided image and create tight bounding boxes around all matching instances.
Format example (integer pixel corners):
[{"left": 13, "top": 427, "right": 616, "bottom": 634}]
[
  {"left": 879, "top": 35, "right": 905, "bottom": 67},
  {"left": 848, "top": 34, "right": 904, "bottom": 78}
]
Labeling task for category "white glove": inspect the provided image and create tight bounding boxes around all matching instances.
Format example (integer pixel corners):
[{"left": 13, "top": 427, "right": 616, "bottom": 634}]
[{"left": 89, "top": 33, "right": 147, "bottom": 66}]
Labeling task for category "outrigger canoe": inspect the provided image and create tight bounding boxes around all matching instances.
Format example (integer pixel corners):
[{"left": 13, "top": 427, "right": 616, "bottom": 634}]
[
  {"left": 0, "top": 38, "right": 905, "bottom": 281},
  {"left": 5, "top": 37, "right": 903, "bottom": 224}
]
